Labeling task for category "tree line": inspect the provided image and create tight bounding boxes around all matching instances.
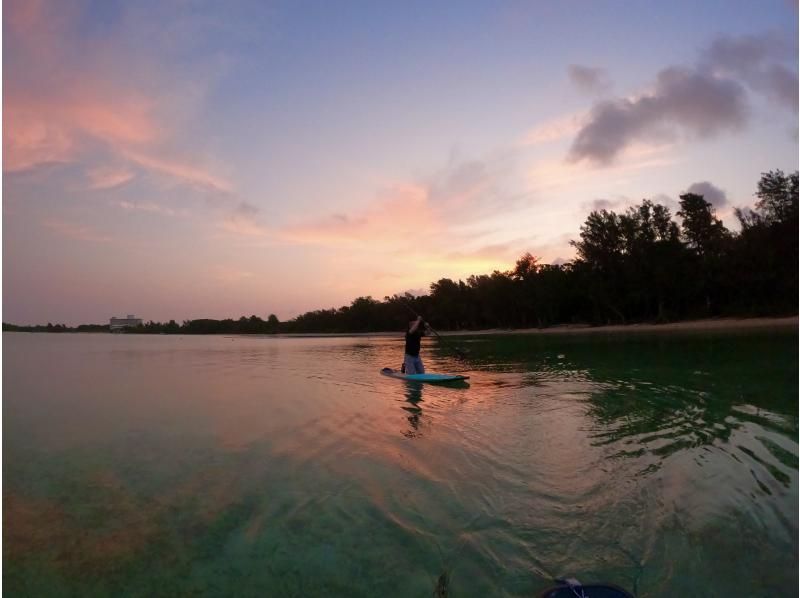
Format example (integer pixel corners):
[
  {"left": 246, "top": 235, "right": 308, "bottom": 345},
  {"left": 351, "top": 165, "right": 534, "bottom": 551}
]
[
  {"left": 279, "top": 169, "right": 798, "bottom": 332},
  {"left": 4, "top": 170, "right": 796, "bottom": 334}
]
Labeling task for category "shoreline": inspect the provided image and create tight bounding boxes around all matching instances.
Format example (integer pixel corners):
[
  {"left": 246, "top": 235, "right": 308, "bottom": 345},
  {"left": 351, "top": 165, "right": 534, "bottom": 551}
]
[
  {"left": 273, "top": 315, "right": 797, "bottom": 338},
  {"left": 438, "top": 315, "right": 798, "bottom": 336},
  {"left": 5, "top": 316, "right": 796, "bottom": 338}
]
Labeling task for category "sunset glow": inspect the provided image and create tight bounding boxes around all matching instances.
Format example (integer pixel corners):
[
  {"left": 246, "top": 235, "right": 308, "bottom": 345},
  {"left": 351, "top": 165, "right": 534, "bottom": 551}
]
[{"left": 3, "top": 0, "right": 797, "bottom": 324}]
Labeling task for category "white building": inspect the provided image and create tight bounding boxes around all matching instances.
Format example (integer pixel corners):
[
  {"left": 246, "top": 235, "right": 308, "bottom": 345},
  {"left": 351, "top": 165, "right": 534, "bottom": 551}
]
[{"left": 110, "top": 315, "right": 143, "bottom": 332}]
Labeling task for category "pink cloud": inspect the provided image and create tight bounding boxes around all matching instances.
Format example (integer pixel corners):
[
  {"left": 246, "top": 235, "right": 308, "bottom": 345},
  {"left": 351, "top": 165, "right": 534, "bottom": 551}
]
[
  {"left": 219, "top": 217, "right": 269, "bottom": 237},
  {"left": 280, "top": 153, "right": 524, "bottom": 258},
  {"left": 3, "top": 88, "right": 159, "bottom": 171},
  {"left": 521, "top": 112, "right": 586, "bottom": 146},
  {"left": 124, "top": 150, "right": 233, "bottom": 194},
  {"left": 282, "top": 183, "right": 435, "bottom": 247},
  {"left": 2, "top": 107, "right": 76, "bottom": 171},
  {"left": 3, "top": 0, "right": 231, "bottom": 196},
  {"left": 278, "top": 175, "right": 537, "bottom": 287},
  {"left": 113, "top": 200, "right": 178, "bottom": 216},
  {"left": 88, "top": 167, "right": 136, "bottom": 190},
  {"left": 447, "top": 240, "right": 529, "bottom": 263}
]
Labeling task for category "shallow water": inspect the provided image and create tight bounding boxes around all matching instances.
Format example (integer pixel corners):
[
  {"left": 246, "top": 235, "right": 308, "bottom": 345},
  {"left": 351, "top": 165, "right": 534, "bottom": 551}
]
[{"left": 3, "top": 330, "right": 797, "bottom": 597}]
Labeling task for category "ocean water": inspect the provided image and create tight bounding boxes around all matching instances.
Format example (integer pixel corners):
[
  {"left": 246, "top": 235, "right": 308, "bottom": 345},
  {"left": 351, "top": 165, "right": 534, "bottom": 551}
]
[{"left": 3, "top": 329, "right": 797, "bottom": 597}]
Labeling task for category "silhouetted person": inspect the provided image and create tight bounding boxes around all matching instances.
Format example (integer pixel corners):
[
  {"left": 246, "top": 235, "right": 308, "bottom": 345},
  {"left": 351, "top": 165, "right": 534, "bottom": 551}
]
[{"left": 402, "top": 316, "right": 430, "bottom": 374}]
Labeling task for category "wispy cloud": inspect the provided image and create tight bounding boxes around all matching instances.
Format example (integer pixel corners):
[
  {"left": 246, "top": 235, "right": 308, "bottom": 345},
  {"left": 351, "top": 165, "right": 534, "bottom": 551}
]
[
  {"left": 529, "top": 142, "right": 677, "bottom": 192},
  {"left": 219, "top": 201, "right": 269, "bottom": 237},
  {"left": 283, "top": 151, "right": 525, "bottom": 249},
  {"left": 42, "top": 219, "right": 112, "bottom": 243},
  {"left": 4, "top": 87, "right": 160, "bottom": 173},
  {"left": 281, "top": 183, "right": 432, "bottom": 247},
  {"left": 3, "top": 0, "right": 232, "bottom": 197},
  {"left": 88, "top": 167, "right": 135, "bottom": 190},
  {"left": 113, "top": 200, "right": 178, "bottom": 216},
  {"left": 279, "top": 153, "right": 542, "bottom": 282},
  {"left": 123, "top": 151, "right": 233, "bottom": 194},
  {"left": 521, "top": 112, "right": 586, "bottom": 146}
]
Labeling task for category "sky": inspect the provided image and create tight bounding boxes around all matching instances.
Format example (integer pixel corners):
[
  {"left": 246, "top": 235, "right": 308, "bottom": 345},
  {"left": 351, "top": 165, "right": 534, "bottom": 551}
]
[{"left": 2, "top": 0, "right": 798, "bottom": 325}]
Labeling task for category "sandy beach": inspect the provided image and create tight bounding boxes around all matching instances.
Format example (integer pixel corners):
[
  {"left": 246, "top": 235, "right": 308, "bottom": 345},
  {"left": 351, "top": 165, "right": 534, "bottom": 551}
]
[
  {"left": 441, "top": 315, "right": 799, "bottom": 336},
  {"left": 275, "top": 316, "right": 798, "bottom": 338}
]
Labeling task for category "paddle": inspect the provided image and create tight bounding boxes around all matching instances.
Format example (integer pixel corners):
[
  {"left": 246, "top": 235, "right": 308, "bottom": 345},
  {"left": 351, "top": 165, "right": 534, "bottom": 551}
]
[{"left": 399, "top": 300, "right": 470, "bottom": 360}]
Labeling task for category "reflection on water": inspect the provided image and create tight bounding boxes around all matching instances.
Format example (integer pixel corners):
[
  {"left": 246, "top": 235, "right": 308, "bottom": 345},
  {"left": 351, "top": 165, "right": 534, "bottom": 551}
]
[
  {"left": 401, "top": 382, "right": 424, "bottom": 439},
  {"left": 396, "top": 379, "right": 471, "bottom": 439},
  {"left": 3, "top": 330, "right": 797, "bottom": 597}
]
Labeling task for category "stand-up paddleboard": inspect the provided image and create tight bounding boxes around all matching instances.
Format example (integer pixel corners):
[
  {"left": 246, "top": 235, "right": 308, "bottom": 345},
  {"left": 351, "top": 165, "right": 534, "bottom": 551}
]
[{"left": 381, "top": 367, "right": 469, "bottom": 383}]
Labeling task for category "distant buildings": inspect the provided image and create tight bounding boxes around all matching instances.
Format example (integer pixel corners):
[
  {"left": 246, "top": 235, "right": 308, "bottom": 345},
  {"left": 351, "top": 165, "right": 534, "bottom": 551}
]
[{"left": 109, "top": 315, "right": 142, "bottom": 332}]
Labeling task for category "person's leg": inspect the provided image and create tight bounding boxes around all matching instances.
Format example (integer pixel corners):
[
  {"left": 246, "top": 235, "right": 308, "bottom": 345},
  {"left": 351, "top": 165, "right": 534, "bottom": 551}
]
[
  {"left": 403, "top": 354, "right": 418, "bottom": 374},
  {"left": 414, "top": 356, "right": 425, "bottom": 374}
]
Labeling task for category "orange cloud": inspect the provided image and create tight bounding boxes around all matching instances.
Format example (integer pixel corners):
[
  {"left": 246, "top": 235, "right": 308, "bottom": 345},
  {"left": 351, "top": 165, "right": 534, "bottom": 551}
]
[
  {"left": 277, "top": 176, "right": 540, "bottom": 292},
  {"left": 281, "top": 183, "right": 435, "bottom": 247}
]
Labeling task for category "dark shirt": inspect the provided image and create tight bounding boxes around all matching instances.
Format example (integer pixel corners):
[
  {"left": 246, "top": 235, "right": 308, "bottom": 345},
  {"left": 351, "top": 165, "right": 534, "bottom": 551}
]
[{"left": 404, "top": 328, "right": 424, "bottom": 356}]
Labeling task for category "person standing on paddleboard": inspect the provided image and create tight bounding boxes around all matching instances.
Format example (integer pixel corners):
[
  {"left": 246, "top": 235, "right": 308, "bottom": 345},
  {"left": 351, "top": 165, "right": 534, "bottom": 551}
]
[{"left": 402, "top": 316, "right": 430, "bottom": 374}]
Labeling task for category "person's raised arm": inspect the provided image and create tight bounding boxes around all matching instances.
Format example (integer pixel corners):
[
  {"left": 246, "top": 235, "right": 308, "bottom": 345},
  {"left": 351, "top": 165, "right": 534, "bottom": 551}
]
[{"left": 409, "top": 315, "right": 423, "bottom": 333}]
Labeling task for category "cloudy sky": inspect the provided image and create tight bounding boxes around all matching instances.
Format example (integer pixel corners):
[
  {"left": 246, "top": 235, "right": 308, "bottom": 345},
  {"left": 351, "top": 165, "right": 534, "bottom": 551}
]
[{"left": 3, "top": 0, "right": 797, "bottom": 324}]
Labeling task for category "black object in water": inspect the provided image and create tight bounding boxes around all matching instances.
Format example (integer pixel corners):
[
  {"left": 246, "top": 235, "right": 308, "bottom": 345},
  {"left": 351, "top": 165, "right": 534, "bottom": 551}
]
[{"left": 537, "top": 578, "right": 634, "bottom": 598}]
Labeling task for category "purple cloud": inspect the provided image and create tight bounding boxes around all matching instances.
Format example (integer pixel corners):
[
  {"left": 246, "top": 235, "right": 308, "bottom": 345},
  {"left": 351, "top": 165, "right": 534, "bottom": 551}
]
[
  {"left": 568, "top": 32, "right": 796, "bottom": 165},
  {"left": 686, "top": 181, "right": 728, "bottom": 207},
  {"left": 568, "top": 64, "right": 612, "bottom": 95},
  {"left": 569, "top": 67, "right": 748, "bottom": 164},
  {"left": 702, "top": 32, "right": 798, "bottom": 113}
]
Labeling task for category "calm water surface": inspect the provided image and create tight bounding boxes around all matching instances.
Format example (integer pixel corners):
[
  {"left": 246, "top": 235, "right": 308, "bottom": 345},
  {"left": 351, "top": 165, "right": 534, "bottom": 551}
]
[{"left": 3, "top": 330, "right": 797, "bottom": 596}]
